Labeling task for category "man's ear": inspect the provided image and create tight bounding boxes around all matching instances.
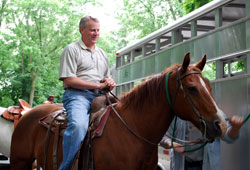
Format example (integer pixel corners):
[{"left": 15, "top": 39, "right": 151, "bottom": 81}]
[{"left": 79, "top": 27, "right": 84, "bottom": 34}]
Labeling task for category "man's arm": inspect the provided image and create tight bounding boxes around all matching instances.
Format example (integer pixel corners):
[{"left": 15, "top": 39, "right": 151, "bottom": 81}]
[
  {"left": 63, "top": 77, "right": 106, "bottom": 90},
  {"left": 63, "top": 76, "right": 116, "bottom": 91}
]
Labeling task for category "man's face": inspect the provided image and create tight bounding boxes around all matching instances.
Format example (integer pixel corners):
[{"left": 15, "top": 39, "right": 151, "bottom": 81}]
[{"left": 81, "top": 19, "right": 100, "bottom": 46}]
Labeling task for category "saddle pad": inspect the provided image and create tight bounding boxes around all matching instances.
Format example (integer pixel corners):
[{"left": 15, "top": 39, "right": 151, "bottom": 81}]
[{"left": 90, "top": 105, "right": 112, "bottom": 138}]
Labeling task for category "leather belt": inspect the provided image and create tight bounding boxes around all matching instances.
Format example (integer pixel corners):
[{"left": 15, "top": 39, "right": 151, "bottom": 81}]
[{"left": 64, "top": 87, "right": 102, "bottom": 94}]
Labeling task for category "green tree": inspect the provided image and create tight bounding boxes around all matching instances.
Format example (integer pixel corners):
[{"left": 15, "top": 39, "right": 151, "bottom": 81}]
[
  {"left": 183, "top": 0, "right": 213, "bottom": 14},
  {"left": 202, "top": 62, "right": 216, "bottom": 80},
  {"left": 0, "top": 0, "right": 8, "bottom": 29},
  {"left": 97, "top": 32, "right": 118, "bottom": 67},
  {"left": 0, "top": 0, "right": 87, "bottom": 106},
  {"left": 116, "top": 0, "right": 184, "bottom": 45}
]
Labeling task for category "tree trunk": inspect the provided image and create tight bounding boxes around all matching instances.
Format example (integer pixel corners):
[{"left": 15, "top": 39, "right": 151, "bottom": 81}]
[
  {"left": 29, "top": 68, "right": 39, "bottom": 106},
  {"left": 0, "top": 0, "right": 7, "bottom": 29},
  {"left": 166, "top": 0, "right": 177, "bottom": 20}
]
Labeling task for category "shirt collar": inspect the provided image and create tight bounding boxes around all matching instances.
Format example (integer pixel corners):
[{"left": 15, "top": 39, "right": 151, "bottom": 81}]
[{"left": 78, "top": 39, "right": 97, "bottom": 51}]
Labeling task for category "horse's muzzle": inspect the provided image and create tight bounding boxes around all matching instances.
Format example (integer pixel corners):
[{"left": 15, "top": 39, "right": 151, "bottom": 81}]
[{"left": 205, "top": 119, "right": 223, "bottom": 141}]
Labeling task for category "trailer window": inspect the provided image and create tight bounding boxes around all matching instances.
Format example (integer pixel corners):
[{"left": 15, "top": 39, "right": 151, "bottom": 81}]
[
  {"left": 202, "top": 62, "right": 216, "bottom": 80},
  {"left": 223, "top": 57, "right": 245, "bottom": 77}
]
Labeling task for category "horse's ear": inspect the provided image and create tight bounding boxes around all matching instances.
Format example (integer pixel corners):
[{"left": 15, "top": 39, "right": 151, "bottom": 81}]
[
  {"left": 181, "top": 52, "right": 190, "bottom": 72},
  {"left": 195, "top": 55, "right": 207, "bottom": 71}
]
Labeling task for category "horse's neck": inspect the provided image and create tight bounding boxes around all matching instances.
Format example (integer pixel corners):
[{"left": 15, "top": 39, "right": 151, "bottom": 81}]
[
  {"left": 118, "top": 95, "right": 174, "bottom": 144},
  {"left": 117, "top": 75, "right": 176, "bottom": 143}
]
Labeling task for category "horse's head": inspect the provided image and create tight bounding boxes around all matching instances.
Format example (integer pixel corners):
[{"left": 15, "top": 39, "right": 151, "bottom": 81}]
[{"left": 166, "top": 53, "right": 226, "bottom": 142}]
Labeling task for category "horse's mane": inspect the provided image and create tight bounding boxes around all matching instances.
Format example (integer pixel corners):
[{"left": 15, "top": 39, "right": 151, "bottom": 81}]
[{"left": 119, "top": 64, "right": 180, "bottom": 111}]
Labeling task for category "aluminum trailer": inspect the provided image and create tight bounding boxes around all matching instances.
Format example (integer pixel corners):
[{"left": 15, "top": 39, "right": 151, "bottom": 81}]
[{"left": 114, "top": 0, "right": 250, "bottom": 169}]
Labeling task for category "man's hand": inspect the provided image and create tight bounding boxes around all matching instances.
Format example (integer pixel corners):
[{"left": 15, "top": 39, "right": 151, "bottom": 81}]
[
  {"left": 165, "top": 140, "right": 186, "bottom": 155},
  {"left": 99, "top": 78, "right": 116, "bottom": 91},
  {"left": 228, "top": 115, "right": 244, "bottom": 139}
]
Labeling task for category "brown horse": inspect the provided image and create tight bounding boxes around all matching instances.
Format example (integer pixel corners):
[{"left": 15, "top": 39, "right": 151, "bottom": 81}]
[{"left": 10, "top": 53, "right": 227, "bottom": 170}]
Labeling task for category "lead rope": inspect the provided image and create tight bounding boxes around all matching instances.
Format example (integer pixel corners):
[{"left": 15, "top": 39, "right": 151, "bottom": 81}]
[
  {"left": 165, "top": 71, "right": 176, "bottom": 148},
  {"left": 184, "top": 112, "right": 250, "bottom": 153},
  {"left": 165, "top": 71, "right": 250, "bottom": 153}
]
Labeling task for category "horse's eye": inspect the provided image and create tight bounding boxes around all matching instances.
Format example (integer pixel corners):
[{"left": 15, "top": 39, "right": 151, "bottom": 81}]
[{"left": 187, "top": 86, "right": 198, "bottom": 93}]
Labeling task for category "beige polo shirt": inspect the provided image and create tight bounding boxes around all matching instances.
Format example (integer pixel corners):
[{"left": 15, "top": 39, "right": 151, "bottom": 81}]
[{"left": 59, "top": 39, "right": 110, "bottom": 86}]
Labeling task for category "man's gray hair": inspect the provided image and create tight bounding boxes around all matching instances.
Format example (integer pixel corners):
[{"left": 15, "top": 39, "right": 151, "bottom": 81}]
[{"left": 79, "top": 16, "right": 99, "bottom": 33}]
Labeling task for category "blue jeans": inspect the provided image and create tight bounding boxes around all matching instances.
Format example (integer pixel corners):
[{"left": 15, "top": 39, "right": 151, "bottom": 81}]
[{"left": 59, "top": 89, "right": 101, "bottom": 170}]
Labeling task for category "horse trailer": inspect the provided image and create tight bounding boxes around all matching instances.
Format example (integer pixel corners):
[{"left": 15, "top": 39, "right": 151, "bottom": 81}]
[{"left": 113, "top": 0, "right": 250, "bottom": 169}]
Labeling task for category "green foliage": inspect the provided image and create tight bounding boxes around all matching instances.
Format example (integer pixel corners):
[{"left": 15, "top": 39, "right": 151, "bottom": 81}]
[
  {"left": 97, "top": 32, "right": 118, "bottom": 67},
  {"left": 202, "top": 60, "right": 245, "bottom": 80},
  {"left": 0, "top": 0, "right": 87, "bottom": 106},
  {"left": 202, "top": 62, "right": 216, "bottom": 80},
  {"left": 116, "top": 0, "right": 184, "bottom": 45},
  {"left": 234, "top": 60, "right": 245, "bottom": 71},
  {"left": 0, "top": 96, "right": 14, "bottom": 107},
  {"left": 183, "top": 0, "right": 213, "bottom": 14},
  {"left": 224, "top": 60, "right": 245, "bottom": 75}
]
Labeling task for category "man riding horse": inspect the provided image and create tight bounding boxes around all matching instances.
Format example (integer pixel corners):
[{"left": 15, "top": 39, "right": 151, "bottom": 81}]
[{"left": 58, "top": 15, "right": 115, "bottom": 169}]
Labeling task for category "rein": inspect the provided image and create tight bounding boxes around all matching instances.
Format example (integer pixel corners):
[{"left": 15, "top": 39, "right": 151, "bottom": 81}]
[{"left": 104, "top": 92, "right": 158, "bottom": 146}]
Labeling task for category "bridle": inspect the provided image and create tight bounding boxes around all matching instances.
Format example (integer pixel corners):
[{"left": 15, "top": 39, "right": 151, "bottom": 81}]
[
  {"left": 165, "top": 67, "right": 208, "bottom": 141},
  {"left": 165, "top": 67, "right": 211, "bottom": 151}
]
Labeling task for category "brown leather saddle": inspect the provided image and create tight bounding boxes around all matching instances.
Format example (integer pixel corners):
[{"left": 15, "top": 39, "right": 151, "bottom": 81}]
[
  {"left": 40, "top": 94, "right": 117, "bottom": 170},
  {"left": 2, "top": 99, "right": 31, "bottom": 127},
  {"left": 39, "top": 109, "right": 67, "bottom": 170},
  {"left": 39, "top": 95, "right": 116, "bottom": 136}
]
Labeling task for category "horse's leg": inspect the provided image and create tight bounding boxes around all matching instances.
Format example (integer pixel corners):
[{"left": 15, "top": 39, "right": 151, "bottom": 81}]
[
  {"left": 144, "top": 148, "right": 158, "bottom": 170},
  {"left": 11, "top": 105, "right": 63, "bottom": 170},
  {"left": 10, "top": 127, "right": 35, "bottom": 170},
  {"left": 27, "top": 163, "right": 33, "bottom": 170},
  {"left": 10, "top": 158, "right": 34, "bottom": 170}
]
